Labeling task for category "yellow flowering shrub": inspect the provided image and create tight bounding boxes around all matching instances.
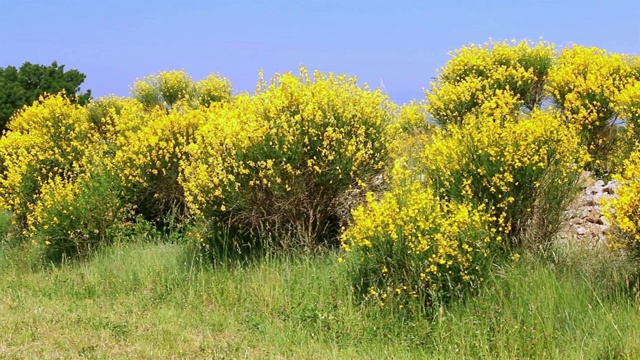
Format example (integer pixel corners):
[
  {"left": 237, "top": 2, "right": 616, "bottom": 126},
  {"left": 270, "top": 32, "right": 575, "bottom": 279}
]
[
  {"left": 131, "top": 70, "right": 197, "bottom": 110},
  {"left": 0, "top": 93, "right": 131, "bottom": 259},
  {"left": 547, "top": 45, "right": 637, "bottom": 174},
  {"left": 0, "top": 93, "right": 100, "bottom": 226},
  {"left": 341, "top": 161, "right": 494, "bottom": 309},
  {"left": 26, "top": 170, "right": 128, "bottom": 261},
  {"left": 427, "top": 39, "right": 555, "bottom": 126},
  {"left": 421, "top": 109, "right": 587, "bottom": 243},
  {"left": 179, "top": 94, "right": 265, "bottom": 217},
  {"left": 388, "top": 100, "right": 434, "bottom": 168},
  {"left": 181, "top": 68, "right": 392, "bottom": 250},
  {"left": 616, "top": 80, "right": 640, "bottom": 129},
  {"left": 604, "top": 146, "right": 640, "bottom": 257},
  {"left": 179, "top": 94, "right": 266, "bottom": 253},
  {"left": 427, "top": 40, "right": 640, "bottom": 176},
  {"left": 393, "top": 100, "right": 432, "bottom": 135},
  {"left": 197, "top": 73, "right": 233, "bottom": 106},
  {"left": 132, "top": 70, "right": 232, "bottom": 110},
  {"left": 607, "top": 79, "right": 640, "bottom": 173},
  {"left": 86, "top": 96, "right": 147, "bottom": 143},
  {"left": 101, "top": 71, "right": 233, "bottom": 226},
  {"left": 112, "top": 105, "right": 211, "bottom": 224}
]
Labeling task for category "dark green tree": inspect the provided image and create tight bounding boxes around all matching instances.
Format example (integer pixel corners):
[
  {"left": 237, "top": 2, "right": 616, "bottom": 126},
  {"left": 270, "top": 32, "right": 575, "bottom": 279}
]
[{"left": 0, "top": 61, "right": 92, "bottom": 134}]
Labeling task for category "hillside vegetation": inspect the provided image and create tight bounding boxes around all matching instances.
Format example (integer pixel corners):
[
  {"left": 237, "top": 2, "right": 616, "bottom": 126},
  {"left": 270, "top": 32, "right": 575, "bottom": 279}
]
[{"left": 2, "top": 40, "right": 640, "bottom": 358}]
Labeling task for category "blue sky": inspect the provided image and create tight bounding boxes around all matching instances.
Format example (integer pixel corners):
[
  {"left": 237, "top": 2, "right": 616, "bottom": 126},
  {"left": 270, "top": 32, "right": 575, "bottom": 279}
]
[{"left": 1, "top": 0, "right": 639, "bottom": 104}]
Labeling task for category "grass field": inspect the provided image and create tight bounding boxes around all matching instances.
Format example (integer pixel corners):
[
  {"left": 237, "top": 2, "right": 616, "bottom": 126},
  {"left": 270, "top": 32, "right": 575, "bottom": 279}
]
[{"left": 1, "top": 236, "right": 639, "bottom": 359}]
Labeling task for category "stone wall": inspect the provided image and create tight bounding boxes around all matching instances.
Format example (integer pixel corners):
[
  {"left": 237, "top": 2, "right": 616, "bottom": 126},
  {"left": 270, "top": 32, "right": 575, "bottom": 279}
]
[{"left": 558, "top": 173, "right": 619, "bottom": 247}]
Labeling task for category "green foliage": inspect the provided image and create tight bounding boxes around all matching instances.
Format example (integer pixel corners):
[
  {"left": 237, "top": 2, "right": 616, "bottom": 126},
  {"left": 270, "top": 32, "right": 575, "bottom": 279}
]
[
  {"left": 429, "top": 247, "right": 640, "bottom": 359},
  {"left": 0, "top": 61, "right": 91, "bottom": 134}
]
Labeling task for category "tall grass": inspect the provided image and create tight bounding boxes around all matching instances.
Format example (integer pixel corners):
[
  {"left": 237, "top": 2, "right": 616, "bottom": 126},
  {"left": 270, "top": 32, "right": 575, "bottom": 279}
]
[
  {"left": 1, "top": 237, "right": 639, "bottom": 359},
  {"left": 430, "top": 244, "right": 640, "bottom": 359},
  {"left": 0, "top": 210, "right": 11, "bottom": 241}
]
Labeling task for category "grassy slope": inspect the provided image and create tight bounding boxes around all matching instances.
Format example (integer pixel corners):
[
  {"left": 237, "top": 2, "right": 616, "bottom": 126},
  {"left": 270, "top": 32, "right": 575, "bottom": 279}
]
[{"left": 1, "top": 239, "right": 639, "bottom": 359}]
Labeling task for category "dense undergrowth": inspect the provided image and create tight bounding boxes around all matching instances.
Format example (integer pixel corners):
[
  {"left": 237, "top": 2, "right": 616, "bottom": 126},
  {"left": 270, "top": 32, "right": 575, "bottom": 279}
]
[{"left": 2, "top": 39, "right": 640, "bottom": 357}]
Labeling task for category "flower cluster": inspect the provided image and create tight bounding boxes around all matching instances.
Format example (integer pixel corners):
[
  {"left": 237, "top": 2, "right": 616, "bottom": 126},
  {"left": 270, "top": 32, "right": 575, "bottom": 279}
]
[
  {"left": 197, "top": 73, "right": 233, "bottom": 106},
  {"left": 604, "top": 146, "right": 640, "bottom": 257},
  {"left": 112, "top": 106, "right": 211, "bottom": 222},
  {"left": 547, "top": 45, "right": 638, "bottom": 174},
  {"left": 86, "top": 96, "right": 147, "bottom": 142},
  {"left": 427, "top": 39, "right": 555, "bottom": 126},
  {"left": 131, "top": 70, "right": 196, "bottom": 109},
  {"left": 387, "top": 100, "right": 434, "bottom": 164},
  {"left": 341, "top": 161, "right": 494, "bottom": 308},
  {"left": 420, "top": 110, "right": 587, "bottom": 240},
  {"left": 608, "top": 79, "right": 640, "bottom": 173},
  {"left": 26, "top": 171, "right": 127, "bottom": 261}
]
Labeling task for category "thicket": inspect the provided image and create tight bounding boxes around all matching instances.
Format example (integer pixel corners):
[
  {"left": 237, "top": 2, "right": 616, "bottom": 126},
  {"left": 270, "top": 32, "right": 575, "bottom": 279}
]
[{"left": 2, "top": 41, "right": 640, "bottom": 313}]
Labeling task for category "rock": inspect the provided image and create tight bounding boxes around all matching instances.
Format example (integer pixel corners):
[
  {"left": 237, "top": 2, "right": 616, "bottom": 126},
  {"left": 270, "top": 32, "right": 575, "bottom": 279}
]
[
  {"left": 566, "top": 208, "right": 582, "bottom": 219},
  {"left": 374, "top": 174, "right": 384, "bottom": 185},
  {"left": 586, "top": 208, "right": 603, "bottom": 224},
  {"left": 586, "top": 186, "right": 601, "bottom": 196},
  {"left": 580, "top": 207, "right": 593, "bottom": 219},
  {"left": 603, "top": 181, "right": 619, "bottom": 195},
  {"left": 585, "top": 193, "right": 603, "bottom": 206},
  {"left": 557, "top": 175, "right": 622, "bottom": 246}
]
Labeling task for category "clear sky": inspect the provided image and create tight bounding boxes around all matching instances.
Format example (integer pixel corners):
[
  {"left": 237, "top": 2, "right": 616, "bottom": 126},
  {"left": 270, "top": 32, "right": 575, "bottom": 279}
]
[{"left": 1, "top": 0, "right": 639, "bottom": 104}]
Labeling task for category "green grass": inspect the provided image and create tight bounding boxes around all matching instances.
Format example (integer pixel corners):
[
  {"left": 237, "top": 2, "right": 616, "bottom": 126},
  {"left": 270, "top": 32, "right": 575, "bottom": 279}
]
[
  {"left": 1, "top": 239, "right": 639, "bottom": 359},
  {"left": 430, "top": 245, "right": 640, "bottom": 359},
  {"left": 0, "top": 210, "right": 12, "bottom": 240}
]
